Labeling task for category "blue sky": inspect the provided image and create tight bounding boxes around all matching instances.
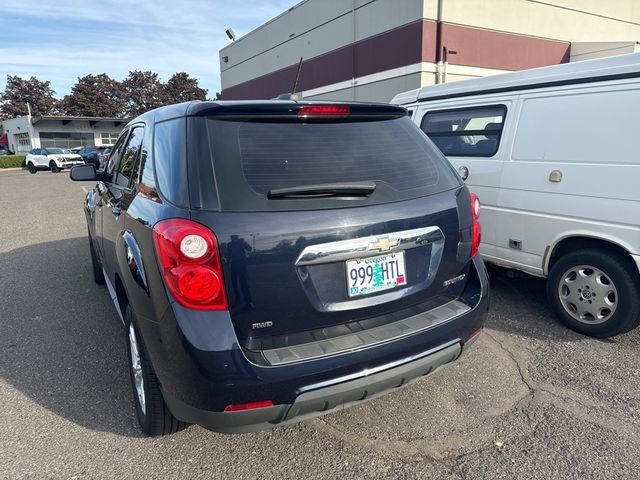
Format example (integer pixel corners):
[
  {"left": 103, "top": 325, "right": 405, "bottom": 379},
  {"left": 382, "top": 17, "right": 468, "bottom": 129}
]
[{"left": 0, "top": 0, "right": 295, "bottom": 99}]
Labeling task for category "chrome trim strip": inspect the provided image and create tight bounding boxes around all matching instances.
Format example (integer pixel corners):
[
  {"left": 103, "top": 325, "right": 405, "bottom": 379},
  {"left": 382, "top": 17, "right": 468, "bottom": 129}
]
[
  {"left": 295, "top": 226, "right": 444, "bottom": 266},
  {"left": 296, "top": 338, "right": 461, "bottom": 394}
]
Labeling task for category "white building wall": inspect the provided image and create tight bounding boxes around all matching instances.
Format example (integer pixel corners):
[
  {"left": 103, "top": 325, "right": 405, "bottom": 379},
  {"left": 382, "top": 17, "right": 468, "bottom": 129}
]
[
  {"left": 2, "top": 116, "right": 32, "bottom": 154},
  {"left": 2, "top": 116, "right": 125, "bottom": 153}
]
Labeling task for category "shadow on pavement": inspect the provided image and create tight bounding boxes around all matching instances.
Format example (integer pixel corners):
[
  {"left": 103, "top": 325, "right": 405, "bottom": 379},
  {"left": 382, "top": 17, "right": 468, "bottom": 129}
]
[{"left": 0, "top": 237, "right": 142, "bottom": 437}]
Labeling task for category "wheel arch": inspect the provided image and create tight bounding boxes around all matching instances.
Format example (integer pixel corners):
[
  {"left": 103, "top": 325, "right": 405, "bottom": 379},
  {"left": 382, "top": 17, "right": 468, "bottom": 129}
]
[{"left": 545, "top": 234, "right": 639, "bottom": 277}]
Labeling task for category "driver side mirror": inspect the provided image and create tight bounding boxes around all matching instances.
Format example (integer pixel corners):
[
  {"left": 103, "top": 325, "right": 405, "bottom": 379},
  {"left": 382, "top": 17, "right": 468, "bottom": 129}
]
[{"left": 70, "top": 164, "right": 97, "bottom": 181}]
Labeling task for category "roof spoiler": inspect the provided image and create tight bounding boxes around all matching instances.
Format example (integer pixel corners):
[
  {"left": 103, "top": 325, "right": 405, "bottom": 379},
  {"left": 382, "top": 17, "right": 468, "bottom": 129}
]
[{"left": 274, "top": 92, "right": 303, "bottom": 101}]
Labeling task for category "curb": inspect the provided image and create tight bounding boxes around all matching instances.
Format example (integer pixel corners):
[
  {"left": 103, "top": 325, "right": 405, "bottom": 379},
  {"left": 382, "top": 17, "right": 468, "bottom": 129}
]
[{"left": 0, "top": 167, "right": 26, "bottom": 173}]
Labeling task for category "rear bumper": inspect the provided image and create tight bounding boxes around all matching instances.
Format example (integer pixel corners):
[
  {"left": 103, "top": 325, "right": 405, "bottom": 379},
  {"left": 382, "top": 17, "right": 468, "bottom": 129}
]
[
  {"left": 138, "top": 256, "right": 489, "bottom": 433},
  {"left": 163, "top": 339, "right": 466, "bottom": 433}
]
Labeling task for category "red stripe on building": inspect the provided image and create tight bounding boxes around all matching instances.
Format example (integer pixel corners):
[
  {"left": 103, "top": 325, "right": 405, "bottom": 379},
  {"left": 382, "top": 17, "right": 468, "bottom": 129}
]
[
  {"left": 221, "top": 20, "right": 427, "bottom": 100},
  {"left": 221, "top": 21, "right": 570, "bottom": 100},
  {"left": 441, "top": 23, "right": 570, "bottom": 71}
]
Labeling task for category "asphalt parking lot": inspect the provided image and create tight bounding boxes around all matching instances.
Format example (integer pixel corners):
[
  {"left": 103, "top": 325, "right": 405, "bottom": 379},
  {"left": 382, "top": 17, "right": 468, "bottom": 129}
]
[{"left": 1, "top": 170, "right": 639, "bottom": 480}]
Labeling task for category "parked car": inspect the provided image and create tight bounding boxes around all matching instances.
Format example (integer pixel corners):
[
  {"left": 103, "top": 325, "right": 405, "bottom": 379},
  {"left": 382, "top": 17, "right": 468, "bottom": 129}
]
[
  {"left": 392, "top": 53, "right": 640, "bottom": 338},
  {"left": 78, "top": 146, "right": 112, "bottom": 170},
  {"left": 0, "top": 146, "right": 11, "bottom": 156},
  {"left": 70, "top": 100, "right": 489, "bottom": 436},
  {"left": 26, "top": 147, "right": 84, "bottom": 173}
]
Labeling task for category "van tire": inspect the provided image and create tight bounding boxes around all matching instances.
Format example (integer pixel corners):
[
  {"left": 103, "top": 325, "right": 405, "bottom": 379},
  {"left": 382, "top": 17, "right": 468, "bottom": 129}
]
[
  {"left": 547, "top": 249, "right": 640, "bottom": 338},
  {"left": 124, "top": 306, "right": 189, "bottom": 436},
  {"left": 28, "top": 162, "right": 37, "bottom": 174},
  {"left": 49, "top": 161, "right": 59, "bottom": 173}
]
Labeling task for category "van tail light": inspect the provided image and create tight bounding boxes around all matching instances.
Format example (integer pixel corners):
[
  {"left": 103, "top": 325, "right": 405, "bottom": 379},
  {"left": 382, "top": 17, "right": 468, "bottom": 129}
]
[
  {"left": 470, "top": 193, "right": 481, "bottom": 257},
  {"left": 152, "top": 219, "right": 228, "bottom": 310},
  {"left": 297, "top": 105, "right": 349, "bottom": 116}
]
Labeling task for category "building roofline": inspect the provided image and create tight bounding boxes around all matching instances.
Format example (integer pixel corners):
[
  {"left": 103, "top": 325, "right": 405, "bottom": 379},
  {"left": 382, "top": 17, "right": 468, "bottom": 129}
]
[{"left": 31, "top": 115, "right": 130, "bottom": 125}]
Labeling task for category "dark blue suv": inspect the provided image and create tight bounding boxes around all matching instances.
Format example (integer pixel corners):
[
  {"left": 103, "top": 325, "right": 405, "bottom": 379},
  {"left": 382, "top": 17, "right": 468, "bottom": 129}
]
[{"left": 70, "top": 100, "right": 489, "bottom": 436}]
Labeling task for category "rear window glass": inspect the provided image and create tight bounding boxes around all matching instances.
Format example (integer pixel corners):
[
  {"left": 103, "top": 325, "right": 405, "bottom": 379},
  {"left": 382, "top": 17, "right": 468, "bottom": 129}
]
[{"left": 194, "top": 116, "right": 459, "bottom": 212}]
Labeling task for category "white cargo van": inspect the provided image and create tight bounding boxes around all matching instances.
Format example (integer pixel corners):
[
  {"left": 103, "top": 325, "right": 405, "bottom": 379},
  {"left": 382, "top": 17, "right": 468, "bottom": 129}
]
[{"left": 392, "top": 54, "right": 640, "bottom": 338}]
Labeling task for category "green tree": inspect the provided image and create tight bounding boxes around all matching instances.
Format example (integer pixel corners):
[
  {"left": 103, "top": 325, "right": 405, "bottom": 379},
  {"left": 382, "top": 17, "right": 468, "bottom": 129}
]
[
  {"left": 58, "top": 74, "right": 126, "bottom": 117},
  {"left": 163, "top": 72, "right": 207, "bottom": 104},
  {"left": 0, "top": 75, "right": 56, "bottom": 118}
]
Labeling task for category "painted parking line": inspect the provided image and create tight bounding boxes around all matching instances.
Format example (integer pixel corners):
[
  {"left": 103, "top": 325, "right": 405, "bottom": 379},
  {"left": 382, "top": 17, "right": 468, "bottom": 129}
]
[{"left": 81, "top": 186, "right": 91, "bottom": 193}]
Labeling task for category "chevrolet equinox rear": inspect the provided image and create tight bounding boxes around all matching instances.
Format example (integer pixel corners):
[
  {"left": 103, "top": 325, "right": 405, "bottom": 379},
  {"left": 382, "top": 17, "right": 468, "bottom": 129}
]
[{"left": 70, "top": 100, "right": 489, "bottom": 436}]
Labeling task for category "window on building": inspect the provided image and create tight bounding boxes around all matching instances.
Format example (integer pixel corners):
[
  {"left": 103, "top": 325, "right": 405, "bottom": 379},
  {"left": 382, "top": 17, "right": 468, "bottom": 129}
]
[
  {"left": 100, "top": 132, "right": 120, "bottom": 145},
  {"left": 16, "top": 133, "right": 30, "bottom": 146},
  {"left": 420, "top": 105, "right": 507, "bottom": 157},
  {"left": 39, "top": 132, "right": 95, "bottom": 149}
]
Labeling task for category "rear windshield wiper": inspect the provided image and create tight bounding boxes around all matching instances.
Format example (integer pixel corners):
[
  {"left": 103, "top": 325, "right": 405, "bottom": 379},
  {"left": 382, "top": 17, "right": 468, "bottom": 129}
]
[{"left": 267, "top": 182, "right": 376, "bottom": 199}]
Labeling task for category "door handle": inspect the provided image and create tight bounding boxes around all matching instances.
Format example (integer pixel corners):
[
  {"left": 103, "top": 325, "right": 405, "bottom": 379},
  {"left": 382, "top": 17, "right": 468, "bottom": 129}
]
[
  {"left": 458, "top": 166, "right": 469, "bottom": 181},
  {"left": 112, "top": 206, "right": 122, "bottom": 216}
]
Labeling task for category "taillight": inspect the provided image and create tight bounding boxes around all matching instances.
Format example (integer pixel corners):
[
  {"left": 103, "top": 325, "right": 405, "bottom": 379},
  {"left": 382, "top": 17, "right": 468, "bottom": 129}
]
[
  {"left": 297, "top": 104, "right": 349, "bottom": 116},
  {"left": 152, "top": 219, "right": 228, "bottom": 310},
  {"left": 224, "top": 400, "right": 274, "bottom": 412},
  {"left": 470, "top": 193, "right": 481, "bottom": 257}
]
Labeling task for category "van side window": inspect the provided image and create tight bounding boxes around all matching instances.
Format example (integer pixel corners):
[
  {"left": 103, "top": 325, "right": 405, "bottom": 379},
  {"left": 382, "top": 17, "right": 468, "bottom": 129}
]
[{"left": 421, "top": 106, "right": 506, "bottom": 157}]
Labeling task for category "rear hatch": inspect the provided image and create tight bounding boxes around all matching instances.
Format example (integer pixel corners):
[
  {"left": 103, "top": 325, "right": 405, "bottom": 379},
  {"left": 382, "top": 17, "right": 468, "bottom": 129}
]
[{"left": 187, "top": 102, "right": 470, "bottom": 355}]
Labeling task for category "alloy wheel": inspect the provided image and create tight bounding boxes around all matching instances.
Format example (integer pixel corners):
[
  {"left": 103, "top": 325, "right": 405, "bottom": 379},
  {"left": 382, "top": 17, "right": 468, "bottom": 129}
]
[{"left": 557, "top": 265, "right": 618, "bottom": 325}]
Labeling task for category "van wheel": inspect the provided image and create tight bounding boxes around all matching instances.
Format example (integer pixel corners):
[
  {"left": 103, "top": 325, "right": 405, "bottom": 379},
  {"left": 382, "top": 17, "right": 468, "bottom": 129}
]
[
  {"left": 124, "top": 306, "right": 189, "bottom": 436},
  {"left": 547, "top": 249, "right": 640, "bottom": 338},
  {"left": 88, "top": 234, "right": 105, "bottom": 285},
  {"left": 49, "top": 161, "right": 59, "bottom": 173},
  {"left": 28, "top": 162, "right": 37, "bottom": 174}
]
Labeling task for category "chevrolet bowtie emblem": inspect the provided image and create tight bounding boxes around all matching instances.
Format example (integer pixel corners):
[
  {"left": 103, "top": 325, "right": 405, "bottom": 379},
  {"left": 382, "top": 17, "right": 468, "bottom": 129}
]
[{"left": 368, "top": 238, "right": 398, "bottom": 252}]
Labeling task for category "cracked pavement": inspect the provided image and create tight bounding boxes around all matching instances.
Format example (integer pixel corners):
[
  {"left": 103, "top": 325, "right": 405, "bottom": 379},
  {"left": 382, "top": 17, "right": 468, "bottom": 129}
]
[{"left": 1, "top": 171, "right": 639, "bottom": 479}]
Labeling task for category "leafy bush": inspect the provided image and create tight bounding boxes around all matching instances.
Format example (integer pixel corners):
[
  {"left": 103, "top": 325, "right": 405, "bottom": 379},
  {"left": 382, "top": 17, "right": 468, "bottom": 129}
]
[{"left": 0, "top": 155, "right": 26, "bottom": 168}]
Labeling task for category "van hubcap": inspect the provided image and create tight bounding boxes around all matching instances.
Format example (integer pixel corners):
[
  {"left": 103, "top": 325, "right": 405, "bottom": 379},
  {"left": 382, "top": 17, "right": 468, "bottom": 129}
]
[
  {"left": 128, "top": 324, "right": 146, "bottom": 414},
  {"left": 558, "top": 265, "right": 618, "bottom": 325}
]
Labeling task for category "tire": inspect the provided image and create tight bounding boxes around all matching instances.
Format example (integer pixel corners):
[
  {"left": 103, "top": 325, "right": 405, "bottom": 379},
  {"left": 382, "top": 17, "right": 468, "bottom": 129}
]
[
  {"left": 49, "top": 161, "right": 59, "bottom": 173},
  {"left": 27, "top": 162, "right": 37, "bottom": 174},
  {"left": 88, "top": 235, "right": 105, "bottom": 285},
  {"left": 124, "top": 306, "right": 189, "bottom": 436},
  {"left": 547, "top": 249, "right": 640, "bottom": 338}
]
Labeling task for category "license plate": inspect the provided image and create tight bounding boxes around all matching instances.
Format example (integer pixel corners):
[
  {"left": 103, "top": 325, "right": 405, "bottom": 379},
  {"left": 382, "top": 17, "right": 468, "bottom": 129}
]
[{"left": 346, "top": 251, "right": 407, "bottom": 297}]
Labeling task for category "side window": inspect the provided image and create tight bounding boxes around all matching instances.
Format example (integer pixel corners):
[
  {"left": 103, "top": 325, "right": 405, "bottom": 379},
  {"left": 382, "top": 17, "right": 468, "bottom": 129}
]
[
  {"left": 154, "top": 118, "right": 188, "bottom": 207},
  {"left": 115, "top": 126, "right": 144, "bottom": 188},
  {"left": 105, "top": 131, "right": 129, "bottom": 179},
  {"left": 421, "top": 105, "right": 506, "bottom": 157}
]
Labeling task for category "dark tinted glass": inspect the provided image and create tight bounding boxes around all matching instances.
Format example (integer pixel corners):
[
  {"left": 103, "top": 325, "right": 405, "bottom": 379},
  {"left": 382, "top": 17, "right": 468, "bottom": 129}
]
[
  {"left": 105, "top": 131, "right": 128, "bottom": 179},
  {"left": 421, "top": 106, "right": 506, "bottom": 157},
  {"left": 115, "top": 126, "right": 143, "bottom": 188},
  {"left": 154, "top": 118, "right": 188, "bottom": 207},
  {"left": 196, "top": 116, "right": 459, "bottom": 212}
]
